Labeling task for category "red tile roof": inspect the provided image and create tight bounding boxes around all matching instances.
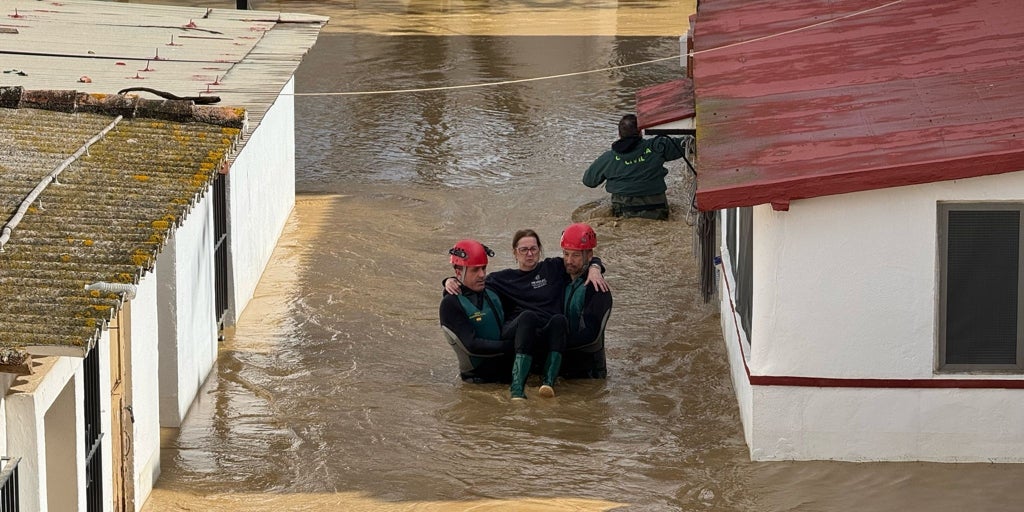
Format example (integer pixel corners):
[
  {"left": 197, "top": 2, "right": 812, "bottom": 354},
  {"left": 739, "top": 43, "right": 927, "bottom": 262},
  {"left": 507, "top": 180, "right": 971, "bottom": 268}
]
[{"left": 692, "top": 0, "right": 1024, "bottom": 211}]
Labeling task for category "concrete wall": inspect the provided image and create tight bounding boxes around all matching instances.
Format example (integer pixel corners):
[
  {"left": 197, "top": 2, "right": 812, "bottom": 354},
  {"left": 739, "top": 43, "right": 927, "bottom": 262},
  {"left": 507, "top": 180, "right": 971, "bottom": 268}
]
[
  {"left": 132, "top": 271, "right": 162, "bottom": 510},
  {"left": 157, "top": 193, "right": 218, "bottom": 428},
  {"left": 227, "top": 78, "right": 297, "bottom": 324},
  {"left": 719, "top": 170, "right": 1024, "bottom": 461}
]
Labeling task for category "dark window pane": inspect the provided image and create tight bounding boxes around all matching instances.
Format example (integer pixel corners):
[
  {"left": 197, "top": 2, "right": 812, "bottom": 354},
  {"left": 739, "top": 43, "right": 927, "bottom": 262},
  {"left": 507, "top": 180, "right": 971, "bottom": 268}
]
[
  {"left": 737, "top": 207, "right": 753, "bottom": 343},
  {"left": 946, "top": 210, "right": 1019, "bottom": 365}
]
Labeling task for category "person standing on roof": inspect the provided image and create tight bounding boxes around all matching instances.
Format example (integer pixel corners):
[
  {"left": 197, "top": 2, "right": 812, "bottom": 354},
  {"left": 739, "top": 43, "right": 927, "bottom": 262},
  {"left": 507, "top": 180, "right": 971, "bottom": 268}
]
[
  {"left": 582, "top": 113, "right": 687, "bottom": 220},
  {"left": 439, "top": 239, "right": 542, "bottom": 398}
]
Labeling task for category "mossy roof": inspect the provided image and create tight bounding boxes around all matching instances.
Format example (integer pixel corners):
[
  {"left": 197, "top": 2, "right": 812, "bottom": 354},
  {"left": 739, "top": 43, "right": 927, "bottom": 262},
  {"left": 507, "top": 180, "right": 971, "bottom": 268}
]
[{"left": 0, "top": 93, "right": 242, "bottom": 370}]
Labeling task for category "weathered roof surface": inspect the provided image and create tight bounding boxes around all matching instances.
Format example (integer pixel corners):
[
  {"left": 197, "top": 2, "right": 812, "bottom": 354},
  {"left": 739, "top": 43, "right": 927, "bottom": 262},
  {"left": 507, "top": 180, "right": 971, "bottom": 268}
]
[
  {"left": 0, "top": 0, "right": 327, "bottom": 154},
  {"left": 0, "top": 88, "right": 243, "bottom": 372},
  {"left": 636, "top": 78, "right": 695, "bottom": 132},
  {"left": 692, "top": 0, "right": 1024, "bottom": 211}
]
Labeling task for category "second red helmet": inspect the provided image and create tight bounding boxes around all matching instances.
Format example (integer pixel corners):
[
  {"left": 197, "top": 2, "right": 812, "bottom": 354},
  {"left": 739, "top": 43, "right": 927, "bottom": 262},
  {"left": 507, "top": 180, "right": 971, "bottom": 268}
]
[
  {"left": 560, "top": 223, "right": 597, "bottom": 250},
  {"left": 449, "top": 239, "right": 494, "bottom": 266}
]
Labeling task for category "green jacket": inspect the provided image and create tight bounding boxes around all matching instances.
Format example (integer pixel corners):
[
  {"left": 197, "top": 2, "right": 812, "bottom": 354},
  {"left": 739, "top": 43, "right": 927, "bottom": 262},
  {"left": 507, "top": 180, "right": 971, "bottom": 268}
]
[{"left": 582, "top": 135, "right": 685, "bottom": 196}]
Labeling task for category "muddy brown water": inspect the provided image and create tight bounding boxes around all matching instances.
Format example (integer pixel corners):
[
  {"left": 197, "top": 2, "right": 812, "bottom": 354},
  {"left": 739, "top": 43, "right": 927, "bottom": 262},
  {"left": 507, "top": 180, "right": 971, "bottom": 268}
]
[{"left": 138, "top": 1, "right": 1024, "bottom": 511}]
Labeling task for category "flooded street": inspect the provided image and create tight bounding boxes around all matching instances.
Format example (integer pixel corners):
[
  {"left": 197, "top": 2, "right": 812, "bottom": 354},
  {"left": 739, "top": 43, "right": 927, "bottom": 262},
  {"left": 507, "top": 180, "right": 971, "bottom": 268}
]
[{"left": 140, "top": 1, "right": 1024, "bottom": 511}]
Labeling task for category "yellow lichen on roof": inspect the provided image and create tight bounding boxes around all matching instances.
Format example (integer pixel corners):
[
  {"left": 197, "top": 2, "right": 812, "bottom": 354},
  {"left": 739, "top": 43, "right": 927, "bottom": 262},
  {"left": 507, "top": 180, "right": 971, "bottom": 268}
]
[{"left": 0, "top": 104, "right": 242, "bottom": 360}]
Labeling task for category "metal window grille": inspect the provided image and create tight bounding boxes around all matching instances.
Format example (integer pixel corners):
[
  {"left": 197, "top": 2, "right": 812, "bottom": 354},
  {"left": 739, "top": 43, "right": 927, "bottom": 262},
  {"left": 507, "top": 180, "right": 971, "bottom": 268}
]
[
  {"left": 84, "top": 347, "right": 104, "bottom": 511},
  {"left": 0, "top": 456, "right": 20, "bottom": 512},
  {"left": 213, "top": 173, "right": 229, "bottom": 326}
]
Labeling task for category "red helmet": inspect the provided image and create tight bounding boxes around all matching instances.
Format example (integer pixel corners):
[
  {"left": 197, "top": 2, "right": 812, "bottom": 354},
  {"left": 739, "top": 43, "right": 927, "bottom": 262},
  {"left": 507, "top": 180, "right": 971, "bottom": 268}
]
[
  {"left": 560, "top": 223, "right": 597, "bottom": 250},
  {"left": 449, "top": 239, "right": 493, "bottom": 267}
]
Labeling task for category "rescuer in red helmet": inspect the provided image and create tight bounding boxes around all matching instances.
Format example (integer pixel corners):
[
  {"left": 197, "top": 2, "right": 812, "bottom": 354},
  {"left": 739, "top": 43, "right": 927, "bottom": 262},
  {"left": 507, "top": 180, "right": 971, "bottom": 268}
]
[
  {"left": 439, "top": 239, "right": 544, "bottom": 394},
  {"left": 443, "top": 228, "right": 610, "bottom": 399},
  {"left": 559, "top": 223, "right": 613, "bottom": 379}
]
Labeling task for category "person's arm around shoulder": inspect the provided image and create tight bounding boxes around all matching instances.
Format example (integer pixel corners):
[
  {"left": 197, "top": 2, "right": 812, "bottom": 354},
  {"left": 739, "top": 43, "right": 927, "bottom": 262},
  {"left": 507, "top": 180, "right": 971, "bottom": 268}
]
[
  {"left": 584, "top": 257, "right": 609, "bottom": 292},
  {"left": 443, "top": 276, "right": 461, "bottom": 296}
]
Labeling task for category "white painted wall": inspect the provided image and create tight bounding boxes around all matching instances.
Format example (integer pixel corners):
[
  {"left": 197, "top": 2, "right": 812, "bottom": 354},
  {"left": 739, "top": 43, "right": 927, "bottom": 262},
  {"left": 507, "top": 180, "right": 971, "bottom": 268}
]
[
  {"left": 131, "top": 271, "right": 162, "bottom": 510},
  {"left": 5, "top": 356, "right": 82, "bottom": 511},
  {"left": 717, "top": 242, "right": 755, "bottom": 452},
  {"left": 44, "top": 376, "right": 80, "bottom": 511},
  {"left": 719, "top": 170, "right": 1024, "bottom": 461},
  {"left": 751, "top": 171, "right": 1024, "bottom": 378},
  {"left": 98, "top": 330, "right": 113, "bottom": 512},
  {"left": 0, "top": 374, "right": 11, "bottom": 457},
  {"left": 227, "top": 78, "right": 297, "bottom": 324},
  {"left": 157, "top": 194, "right": 218, "bottom": 427}
]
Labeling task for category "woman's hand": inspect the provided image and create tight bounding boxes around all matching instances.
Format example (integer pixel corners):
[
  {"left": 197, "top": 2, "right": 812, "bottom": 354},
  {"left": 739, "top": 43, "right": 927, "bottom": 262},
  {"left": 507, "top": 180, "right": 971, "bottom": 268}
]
[
  {"left": 444, "top": 277, "right": 462, "bottom": 295},
  {"left": 585, "top": 265, "right": 609, "bottom": 292}
]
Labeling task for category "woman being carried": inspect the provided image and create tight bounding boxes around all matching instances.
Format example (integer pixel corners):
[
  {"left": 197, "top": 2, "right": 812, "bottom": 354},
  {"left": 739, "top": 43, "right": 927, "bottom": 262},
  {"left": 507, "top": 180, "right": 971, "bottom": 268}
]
[{"left": 445, "top": 228, "right": 608, "bottom": 399}]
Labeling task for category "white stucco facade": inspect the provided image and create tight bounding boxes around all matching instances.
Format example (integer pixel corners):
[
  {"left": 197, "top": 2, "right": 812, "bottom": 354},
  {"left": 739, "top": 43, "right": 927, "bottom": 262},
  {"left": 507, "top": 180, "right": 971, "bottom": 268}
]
[
  {"left": 130, "top": 271, "right": 162, "bottom": 510},
  {"left": 225, "top": 77, "right": 297, "bottom": 325},
  {"left": 5, "top": 355, "right": 87, "bottom": 511},
  {"left": 719, "top": 170, "right": 1024, "bottom": 462},
  {"left": 157, "top": 193, "right": 218, "bottom": 428}
]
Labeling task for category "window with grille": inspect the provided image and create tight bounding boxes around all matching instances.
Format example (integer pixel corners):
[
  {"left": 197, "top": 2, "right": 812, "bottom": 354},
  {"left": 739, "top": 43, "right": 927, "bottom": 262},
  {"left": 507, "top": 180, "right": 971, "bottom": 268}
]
[{"left": 938, "top": 203, "right": 1024, "bottom": 370}]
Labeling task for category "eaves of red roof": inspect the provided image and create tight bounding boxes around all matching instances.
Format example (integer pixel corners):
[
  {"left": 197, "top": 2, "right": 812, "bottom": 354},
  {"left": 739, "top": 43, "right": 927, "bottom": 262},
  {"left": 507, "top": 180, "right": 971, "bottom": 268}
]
[
  {"left": 692, "top": 0, "right": 1024, "bottom": 211},
  {"left": 636, "top": 78, "right": 695, "bottom": 131}
]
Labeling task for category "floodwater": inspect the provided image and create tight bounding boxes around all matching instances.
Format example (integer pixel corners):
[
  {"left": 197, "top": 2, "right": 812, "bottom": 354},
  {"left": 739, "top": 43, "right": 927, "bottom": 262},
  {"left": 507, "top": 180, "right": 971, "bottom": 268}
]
[{"left": 141, "top": 1, "right": 1024, "bottom": 511}]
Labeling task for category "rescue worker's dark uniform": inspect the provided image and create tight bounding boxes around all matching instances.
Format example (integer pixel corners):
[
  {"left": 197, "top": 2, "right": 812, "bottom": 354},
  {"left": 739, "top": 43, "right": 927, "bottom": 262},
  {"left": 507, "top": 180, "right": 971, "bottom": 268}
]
[{"left": 582, "top": 134, "right": 686, "bottom": 220}]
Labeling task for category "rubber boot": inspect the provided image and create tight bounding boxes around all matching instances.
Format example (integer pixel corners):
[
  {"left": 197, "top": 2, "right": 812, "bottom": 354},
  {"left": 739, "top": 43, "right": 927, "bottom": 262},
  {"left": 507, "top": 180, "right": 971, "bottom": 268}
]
[
  {"left": 538, "top": 352, "right": 562, "bottom": 398},
  {"left": 510, "top": 353, "right": 532, "bottom": 400}
]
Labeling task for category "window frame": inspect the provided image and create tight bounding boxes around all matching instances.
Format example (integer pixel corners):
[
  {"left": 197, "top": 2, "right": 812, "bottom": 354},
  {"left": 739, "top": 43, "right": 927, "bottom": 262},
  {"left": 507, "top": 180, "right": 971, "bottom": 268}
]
[{"left": 937, "top": 201, "right": 1024, "bottom": 372}]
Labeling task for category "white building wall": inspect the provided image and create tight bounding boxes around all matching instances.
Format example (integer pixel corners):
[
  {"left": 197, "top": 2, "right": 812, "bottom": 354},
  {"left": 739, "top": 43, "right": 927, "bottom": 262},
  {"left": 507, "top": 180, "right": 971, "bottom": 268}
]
[
  {"left": 720, "top": 170, "right": 1024, "bottom": 461},
  {"left": 131, "top": 271, "right": 162, "bottom": 510},
  {"left": 5, "top": 356, "right": 82, "bottom": 511},
  {"left": 157, "top": 193, "right": 218, "bottom": 427},
  {"left": 751, "top": 171, "right": 1024, "bottom": 378},
  {"left": 227, "top": 78, "right": 297, "bottom": 324},
  {"left": 0, "top": 374, "right": 10, "bottom": 456},
  {"left": 98, "top": 330, "right": 113, "bottom": 512},
  {"left": 717, "top": 244, "right": 755, "bottom": 452}
]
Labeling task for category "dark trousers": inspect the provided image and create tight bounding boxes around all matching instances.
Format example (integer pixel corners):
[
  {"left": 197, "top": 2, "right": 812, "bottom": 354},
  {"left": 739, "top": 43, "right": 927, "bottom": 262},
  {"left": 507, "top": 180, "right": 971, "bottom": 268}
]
[
  {"left": 502, "top": 311, "right": 567, "bottom": 355},
  {"left": 611, "top": 192, "right": 669, "bottom": 220}
]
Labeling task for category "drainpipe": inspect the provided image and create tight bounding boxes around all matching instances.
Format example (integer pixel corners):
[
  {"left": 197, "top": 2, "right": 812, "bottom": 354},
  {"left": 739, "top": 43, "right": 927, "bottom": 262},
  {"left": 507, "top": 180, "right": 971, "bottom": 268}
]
[{"left": 236, "top": 0, "right": 249, "bottom": 9}]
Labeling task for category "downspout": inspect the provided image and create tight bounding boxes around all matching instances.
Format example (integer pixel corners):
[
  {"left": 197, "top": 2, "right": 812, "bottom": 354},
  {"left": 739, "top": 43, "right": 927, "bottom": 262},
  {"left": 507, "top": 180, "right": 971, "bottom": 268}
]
[{"left": 0, "top": 115, "right": 123, "bottom": 252}]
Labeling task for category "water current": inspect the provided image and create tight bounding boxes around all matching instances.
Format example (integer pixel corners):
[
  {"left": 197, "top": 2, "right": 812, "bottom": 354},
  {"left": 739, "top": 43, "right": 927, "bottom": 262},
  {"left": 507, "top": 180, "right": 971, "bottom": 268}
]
[{"left": 139, "top": 1, "right": 1024, "bottom": 511}]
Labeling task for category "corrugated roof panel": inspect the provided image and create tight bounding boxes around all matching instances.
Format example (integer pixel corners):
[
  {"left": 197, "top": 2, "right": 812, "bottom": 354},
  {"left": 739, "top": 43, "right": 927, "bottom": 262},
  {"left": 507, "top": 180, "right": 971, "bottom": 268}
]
[
  {"left": 692, "top": 0, "right": 1024, "bottom": 210},
  {"left": 0, "top": 99, "right": 241, "bottom": 367},
  {"left": 0, "top": 0, "right": 325, "bottom": 372},
  {"left": 636, "top": 78, "right": 695, "bottom": 131}
]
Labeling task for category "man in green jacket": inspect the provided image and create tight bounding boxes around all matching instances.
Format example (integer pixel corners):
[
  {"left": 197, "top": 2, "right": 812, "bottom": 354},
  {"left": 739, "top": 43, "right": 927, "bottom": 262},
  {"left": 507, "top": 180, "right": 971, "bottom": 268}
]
[{"left": 582, "top": 114, "right": 686, "bottom": 220}]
